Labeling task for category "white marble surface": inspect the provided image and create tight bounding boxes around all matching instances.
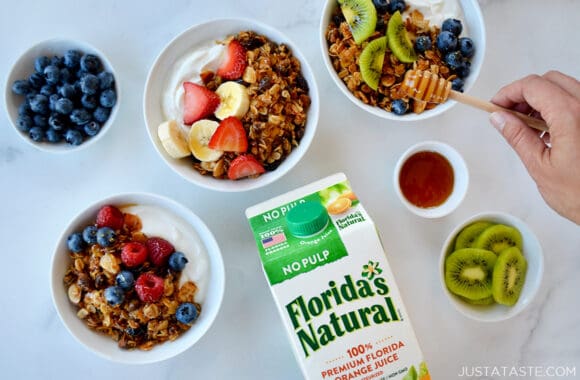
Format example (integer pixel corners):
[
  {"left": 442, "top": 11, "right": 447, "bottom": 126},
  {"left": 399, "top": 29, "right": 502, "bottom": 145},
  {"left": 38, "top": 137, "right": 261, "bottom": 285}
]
[{"left": 1, "top": 1, "right": 579, "bottom": 379}]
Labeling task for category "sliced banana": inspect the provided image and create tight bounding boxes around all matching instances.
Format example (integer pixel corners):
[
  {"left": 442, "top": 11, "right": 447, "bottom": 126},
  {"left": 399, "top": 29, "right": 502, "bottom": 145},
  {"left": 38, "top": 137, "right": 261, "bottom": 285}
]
[
  {"left": 214, "top": 81, "right": 250, "bottom": 120},
  {"left": 157, "top": 120, "right": 191, "bottom": 159},
  {"left": 188, "top": 119, "right": 223, "bottom": 162}
]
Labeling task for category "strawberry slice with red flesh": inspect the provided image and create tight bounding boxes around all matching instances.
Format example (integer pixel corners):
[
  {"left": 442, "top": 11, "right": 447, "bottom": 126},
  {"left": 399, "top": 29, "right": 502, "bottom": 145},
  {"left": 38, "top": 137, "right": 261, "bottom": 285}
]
[
  {"left": 227, "top": 154, "right": 266, "bottom": 180},
  {"left": 216, "top": 40, "right": 247, "bottom": 80},
  {"left": 183, "top": 82, "right": 220, "bottom": 125},
  {"left": 208, "top": 116, "right": 248, "bottom": 152}
]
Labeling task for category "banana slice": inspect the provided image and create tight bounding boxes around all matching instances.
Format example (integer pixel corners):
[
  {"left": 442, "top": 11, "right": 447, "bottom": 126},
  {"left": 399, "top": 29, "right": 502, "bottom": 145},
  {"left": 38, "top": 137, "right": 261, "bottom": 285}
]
[
  {"left": 214, "top": 81, "right": 250, "bottom": 120},
  {"left": 188, "top": 119, "right": 223, "bottom": 162},
  {"left": 157, "top": 120, "right": 191, "bottom": 159}
]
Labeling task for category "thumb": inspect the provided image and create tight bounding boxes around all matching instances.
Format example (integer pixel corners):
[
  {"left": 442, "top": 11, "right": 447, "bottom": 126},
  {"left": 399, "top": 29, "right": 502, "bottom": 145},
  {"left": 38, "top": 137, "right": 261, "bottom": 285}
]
[{"left": 489, "top": 111, "right": 545, "bottom": 176}]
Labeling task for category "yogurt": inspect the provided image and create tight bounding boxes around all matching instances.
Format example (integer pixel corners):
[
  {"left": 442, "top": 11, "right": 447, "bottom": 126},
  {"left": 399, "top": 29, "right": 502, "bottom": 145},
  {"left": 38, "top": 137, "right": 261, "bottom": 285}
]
[
  {"left": 162, "top": 42, "right": 225, "bottom": 124},
  {"left": 121, "top": 204, "right": 210, "bottom": 303},
  {"left": 405, "top": 0, "right": 466, "bottom": 29}
]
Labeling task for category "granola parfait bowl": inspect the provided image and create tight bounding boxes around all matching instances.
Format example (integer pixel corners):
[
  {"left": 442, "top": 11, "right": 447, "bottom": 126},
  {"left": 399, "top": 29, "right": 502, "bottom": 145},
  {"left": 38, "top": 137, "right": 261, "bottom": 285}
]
[
  {"left": 50, "top": 193, "right": 225, "bottom": 364},
  {"left": 144, "top": 18, "right": 319, "bottom": 191},
  {"left": 320, "top": 0, "right": 485, "bottom": 121}
]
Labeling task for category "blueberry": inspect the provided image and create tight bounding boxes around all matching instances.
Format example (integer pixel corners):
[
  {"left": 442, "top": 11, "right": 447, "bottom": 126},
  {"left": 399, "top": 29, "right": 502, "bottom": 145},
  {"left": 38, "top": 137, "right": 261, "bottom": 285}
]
[
  {"left": 59, "top": 68, "right": 72, "bottom": 84},
  {"left": 64, "top": 50, "right": 82, "bottom": 69},
  {"left": 83, "top": 121, "right": 101, "bottom": 137},
  {"left": 444, "top": 51, "right": 463, "bottom": 70},
  {"left": 28, "top": 72, "right": 45, "bottom": 89},
  {"left": 50, "top": 55, "right": 64, "bottom": 67},
  {"left": 67, "top": 232, "right": 86, "bottom": 253},
  {"left": 436, "top": 30, "right": 458, "bottom": 53},
  {"left": 96, "top": 226, "right": 115, "bottom": 247},
  {"left": 100, "top": 89, "right": 116, "bottom": 108},
  {"left": 372, "top": 0, "right": 389, "bottom": 14},
  {"left": 388, "top": 0, "right": 406, "bottom": 14},
  {"left": 33, "top": 114, "right": 48, "bottom": 128},
  {"left": 29, "top": 126, "right": 45, "bottom": 142},
  {"left": 391, "top": 99, "right": 408, "bottom": 115},
  {"left": 55, "top": 98, "right": 74, "bottom": 115},
  {"left": 17, "top": 114, "right": 33, "bottom": 132},
  {"left": 18, "top": 102, "right": 32, "bottom": 116},
  {"left": 442, "top": 18, "right": 462, "bottom": 36},
  {"left": 116, "top": 271, "right": 135, "bottom": 290},
  {"left": 12, "top": 80, "right": 31, "bottom": 95},
  {"left": 455, "top": 61, "right": 471, "bottom": 79},
  {"left": 34, "top": 56, "right": 50, "bottom": 73},
  {"left": 81, "top": 94, "right": 98, "bottom": 109},
  {"left": 49, "top": 113, "right": 67, "bottom": 131},
  {"left": 45, "top": 128, "right": 61, "bottom": 143},
  {"left": 64, "top": 129, "right": 84, "bottom": 146},
  {"left": 451, "top": 77, "right": 464, "bottom": 92},
  {"left": 82, "top": 225, "right": 98, "bottom": 244},
  {"left": 98, "top": 71, "right": 114, "bottom": 90},
  {"left": 40, "top": 84, "right": 55, "bottom": 97},
  {"left": 168, "top": 252, "right": 188, "bottom": 272},
  {"left": 80, "top": 74, "right": 99, "bottom": 95},
  {"left": 58, "top": 83, "right": 76, "bottom": 99},
  {"left": 70, "top": 108, "right": 91, "bottom": 125},
  {"left": 29, "top": 94, "right": 49, "bottom": 114},
  {"left": 175, "top": 303, "right": 199, "bottom": 325},
  {"left": 414, "top": 35, "right": 432, "bottom": 53},
  {"left": 104, "top": 286, "right": 125, "bottom": 306},
  {"left": 458, "top": 37, "right": 475, "bottom": 58},
  {"left": 48, "top": 93, "right": 59, "bottom": 111},
  {"left": 44, "top": 65, "right": 61, "bottom": 85},
  {"left": 80, "top": 54, "right": 101, "bottom": 73},
  {"left": 93, "top": 107, "right": 111, "bottom": 123},
  {"left": 125, "top": 326, "right": 145, "bottom": 337}
]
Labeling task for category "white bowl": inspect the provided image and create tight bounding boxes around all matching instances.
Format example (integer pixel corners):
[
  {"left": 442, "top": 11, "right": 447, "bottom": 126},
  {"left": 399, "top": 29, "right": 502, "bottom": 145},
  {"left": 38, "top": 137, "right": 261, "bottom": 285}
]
[
  {"left": 144, "top": 18, "right": 319, "bottom": 192},
  {"left": 439, "top": 212, "right": 544, "bottom": 322},
  {"left": 50, "top": 192, "right": 225, "bottom": 364},
  {"left": 319, "top": 0, "right": 486, "bottom": 121},
  {"left": 393, "top": 140, "right": 468, "bottom": 218},
  {"left": 4, "top": 38, "right": 119, "bottom": 153}
]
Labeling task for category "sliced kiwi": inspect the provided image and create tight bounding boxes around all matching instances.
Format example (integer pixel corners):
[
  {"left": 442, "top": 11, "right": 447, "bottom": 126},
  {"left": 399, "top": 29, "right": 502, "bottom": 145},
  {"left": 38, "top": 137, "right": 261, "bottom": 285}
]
[
  {"left": 359, "top": 37, "right": 387, "bottom": 90},
  {"left": 474, "top": 224, "right": 523, "bottom": 255},
  {"left": 387, "top": 11, "right": 417, "bottom": 63},
  {"left": 445, "top": 248, "right": 497, "bottom": 300},
  {"left": 454, "top": 221, "right": 494, "bottom": 250},
  {"left": 338, "top": 0, "right": 377, "bottom": 44},
  {"left": 459, "top": 295, "right": 495, "bottom": 306},
  {"left": 492, "top": 247, "right": 528, "bottom": 306}
]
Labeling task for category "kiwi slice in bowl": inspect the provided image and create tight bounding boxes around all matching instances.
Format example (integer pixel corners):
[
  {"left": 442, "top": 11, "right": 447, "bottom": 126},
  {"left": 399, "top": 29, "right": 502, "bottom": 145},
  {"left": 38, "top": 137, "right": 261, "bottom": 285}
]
[
  {"left": 492, "top": 247, "right": 528, "bottom": 306},
  {"left": 454, "top": 221, "right": 494, "bottom": 250},
  {"left": 459, "top": 295, "right": 495, "bottom": 306},
  {"left": 338, "top": 0, "right": 377, "bottom": 44},
  {"left": 386, "top": 11, "right": 417, "bottom": 63},
  {"left": 445, "top": 248, "right": 497, "bottom": 300},
  {"left": 474, "top": 224, "right": 523, "bottom": 255},
  {"left": 359, "top": 37, "right": 387, "bottom": 90}
]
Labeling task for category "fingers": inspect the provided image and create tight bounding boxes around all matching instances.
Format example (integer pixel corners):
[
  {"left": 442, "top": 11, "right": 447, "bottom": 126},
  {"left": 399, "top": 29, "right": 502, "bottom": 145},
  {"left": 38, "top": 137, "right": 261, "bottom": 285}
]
[{"left": 543, "top": 71, "right": 580, "bottom": 100}]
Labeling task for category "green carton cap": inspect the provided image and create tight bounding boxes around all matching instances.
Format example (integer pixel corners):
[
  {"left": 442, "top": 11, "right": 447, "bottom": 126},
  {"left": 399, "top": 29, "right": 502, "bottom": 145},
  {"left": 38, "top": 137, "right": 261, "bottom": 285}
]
[{"left": 286, "top": 202, "right": 329, "bottom": 237}]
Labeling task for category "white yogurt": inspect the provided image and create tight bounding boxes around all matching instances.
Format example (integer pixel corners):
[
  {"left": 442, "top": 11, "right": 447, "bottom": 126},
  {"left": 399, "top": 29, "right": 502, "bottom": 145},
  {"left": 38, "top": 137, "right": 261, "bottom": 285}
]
[
  {"left": 121, "top": 205, "right": 210, "bottom": 303},
  {"left": 405, "top": 0, "right": 466, "bottom": 29},
  {"left": 162, "top": 42, "right": 225, "bottom": 124}
]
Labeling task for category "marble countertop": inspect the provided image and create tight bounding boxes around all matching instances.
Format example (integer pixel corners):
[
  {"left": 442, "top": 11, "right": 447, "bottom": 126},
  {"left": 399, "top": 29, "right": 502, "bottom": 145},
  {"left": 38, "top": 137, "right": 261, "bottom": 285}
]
[{"left": 1, "top": 0, "right": 579, "bottom": 379}]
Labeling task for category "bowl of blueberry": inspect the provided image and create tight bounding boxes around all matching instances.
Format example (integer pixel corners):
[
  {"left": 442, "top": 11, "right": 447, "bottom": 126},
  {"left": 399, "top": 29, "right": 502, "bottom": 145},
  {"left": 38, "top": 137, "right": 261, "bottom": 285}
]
[
  {"left": 5, "top": 38, "right": 119, "bottom": 152},
  {"left": 320, "top": 0, "right": 486, "bottom": 121}
]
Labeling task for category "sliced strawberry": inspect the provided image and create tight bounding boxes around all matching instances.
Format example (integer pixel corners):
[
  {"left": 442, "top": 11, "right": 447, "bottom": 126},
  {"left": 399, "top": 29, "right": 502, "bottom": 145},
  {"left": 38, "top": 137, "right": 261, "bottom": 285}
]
[
  {"left": 227, "top": 154, "right": 266, "bottom": 180},
  {"left": 146, "top": 237, "right": 175, "bottom": 266},
  {"left": 216, "top": 40, "right": 247, "bottom": 80},
  {"left": 208, "top": 116, "right": 248, "bottom": 152},
  {"left": 135, "top": 273, "right": 164, "bottom": 303},
  {"left": 121, "top": 241, "right": 148, "bottom": 267},
  {"left": 96, "top": 205, "right": 125, "bottom": 230},
  {"left": 183, "top": 82, "right": 220, "bottom": 125}
]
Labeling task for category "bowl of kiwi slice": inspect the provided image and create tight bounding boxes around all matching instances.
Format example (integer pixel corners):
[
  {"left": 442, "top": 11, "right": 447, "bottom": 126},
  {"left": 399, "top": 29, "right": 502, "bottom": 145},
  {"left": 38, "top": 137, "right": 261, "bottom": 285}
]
[
  {"left": 319, "top": 0, "right": 485, "bottom": 121},
  {"left": 439, "top": 212, "right": 544, "bottom": 322}
]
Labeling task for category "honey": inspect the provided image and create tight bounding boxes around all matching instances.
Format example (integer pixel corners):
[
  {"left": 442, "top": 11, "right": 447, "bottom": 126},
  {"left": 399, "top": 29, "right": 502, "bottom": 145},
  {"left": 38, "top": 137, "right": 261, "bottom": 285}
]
[{"left": 399, "top": 151, "right": 454, "bottom": 208}]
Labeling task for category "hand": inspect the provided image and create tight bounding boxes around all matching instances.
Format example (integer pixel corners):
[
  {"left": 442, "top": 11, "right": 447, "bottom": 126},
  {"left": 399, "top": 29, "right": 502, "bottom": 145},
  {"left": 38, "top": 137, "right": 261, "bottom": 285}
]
[{"left": 489, "top": 71, "right": 580, "bottom": 225}]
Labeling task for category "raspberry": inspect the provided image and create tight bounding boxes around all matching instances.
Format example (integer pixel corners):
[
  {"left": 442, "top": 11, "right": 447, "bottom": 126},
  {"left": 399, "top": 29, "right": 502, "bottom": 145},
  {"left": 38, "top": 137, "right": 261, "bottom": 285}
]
[
  {"left": 121, "top": 242, "right": 148, "bottom": 267},
  {"left": 96, "top": 205, "right": 124, "bottom": 230},
  {"left": 146, "top": 237, "right": 175, "bottom": 266},
  {"left": 135, "top": 273, "right": 164, "bottom": 303}
]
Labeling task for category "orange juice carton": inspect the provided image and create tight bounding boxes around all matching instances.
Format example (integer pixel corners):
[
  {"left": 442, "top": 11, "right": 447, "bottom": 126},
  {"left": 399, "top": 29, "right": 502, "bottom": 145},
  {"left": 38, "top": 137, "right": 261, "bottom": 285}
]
[{"left": 246, "top": 173, "right": 429, "bottom": 380}]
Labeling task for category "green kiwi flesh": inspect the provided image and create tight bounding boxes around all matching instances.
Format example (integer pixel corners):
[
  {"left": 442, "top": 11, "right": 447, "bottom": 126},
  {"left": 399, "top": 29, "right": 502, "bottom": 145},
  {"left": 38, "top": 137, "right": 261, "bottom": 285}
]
[
  {"left": 459, "top": 295, "right": 495, "bottom": 306},
  {"left": 359, "top": 37, "right": 387, "bottom": 90},
  {"left": 454, "top": 221, "right": 494, "bottom": 250},
  {"left": 492, "top": 247, "right": 528, "bottom": 306},
  {"left": 386, "top": 11, "right": 417, "bottom": 63},
  {"left": 445, "top": 248, "right": 497, "bottom": 300},
  {"left": 474, "top": 224, "right": 523, "bottom": 255},
  {"left": 338, "top": 0, "right": 377, "bottom": 44}
]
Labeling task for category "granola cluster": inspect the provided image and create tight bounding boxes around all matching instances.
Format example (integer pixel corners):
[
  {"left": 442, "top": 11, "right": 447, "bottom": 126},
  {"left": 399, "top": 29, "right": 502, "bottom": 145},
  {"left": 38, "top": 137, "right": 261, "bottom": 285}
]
[
  {"left": 63, "top": 213, "right": 200, "bottom": 350},
  {"left": 326, "top": 8, "right": 460, "bottom": 114},
  {"left": 197, "top": 31, "right": 311, "bottom": 178}
]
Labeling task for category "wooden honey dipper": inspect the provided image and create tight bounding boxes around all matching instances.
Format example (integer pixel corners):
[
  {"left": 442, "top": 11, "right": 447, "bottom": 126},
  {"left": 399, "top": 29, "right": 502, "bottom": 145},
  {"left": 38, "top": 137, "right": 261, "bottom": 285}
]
[{"left": 401, "top": 70, "right": 549, "bottom": 132}]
